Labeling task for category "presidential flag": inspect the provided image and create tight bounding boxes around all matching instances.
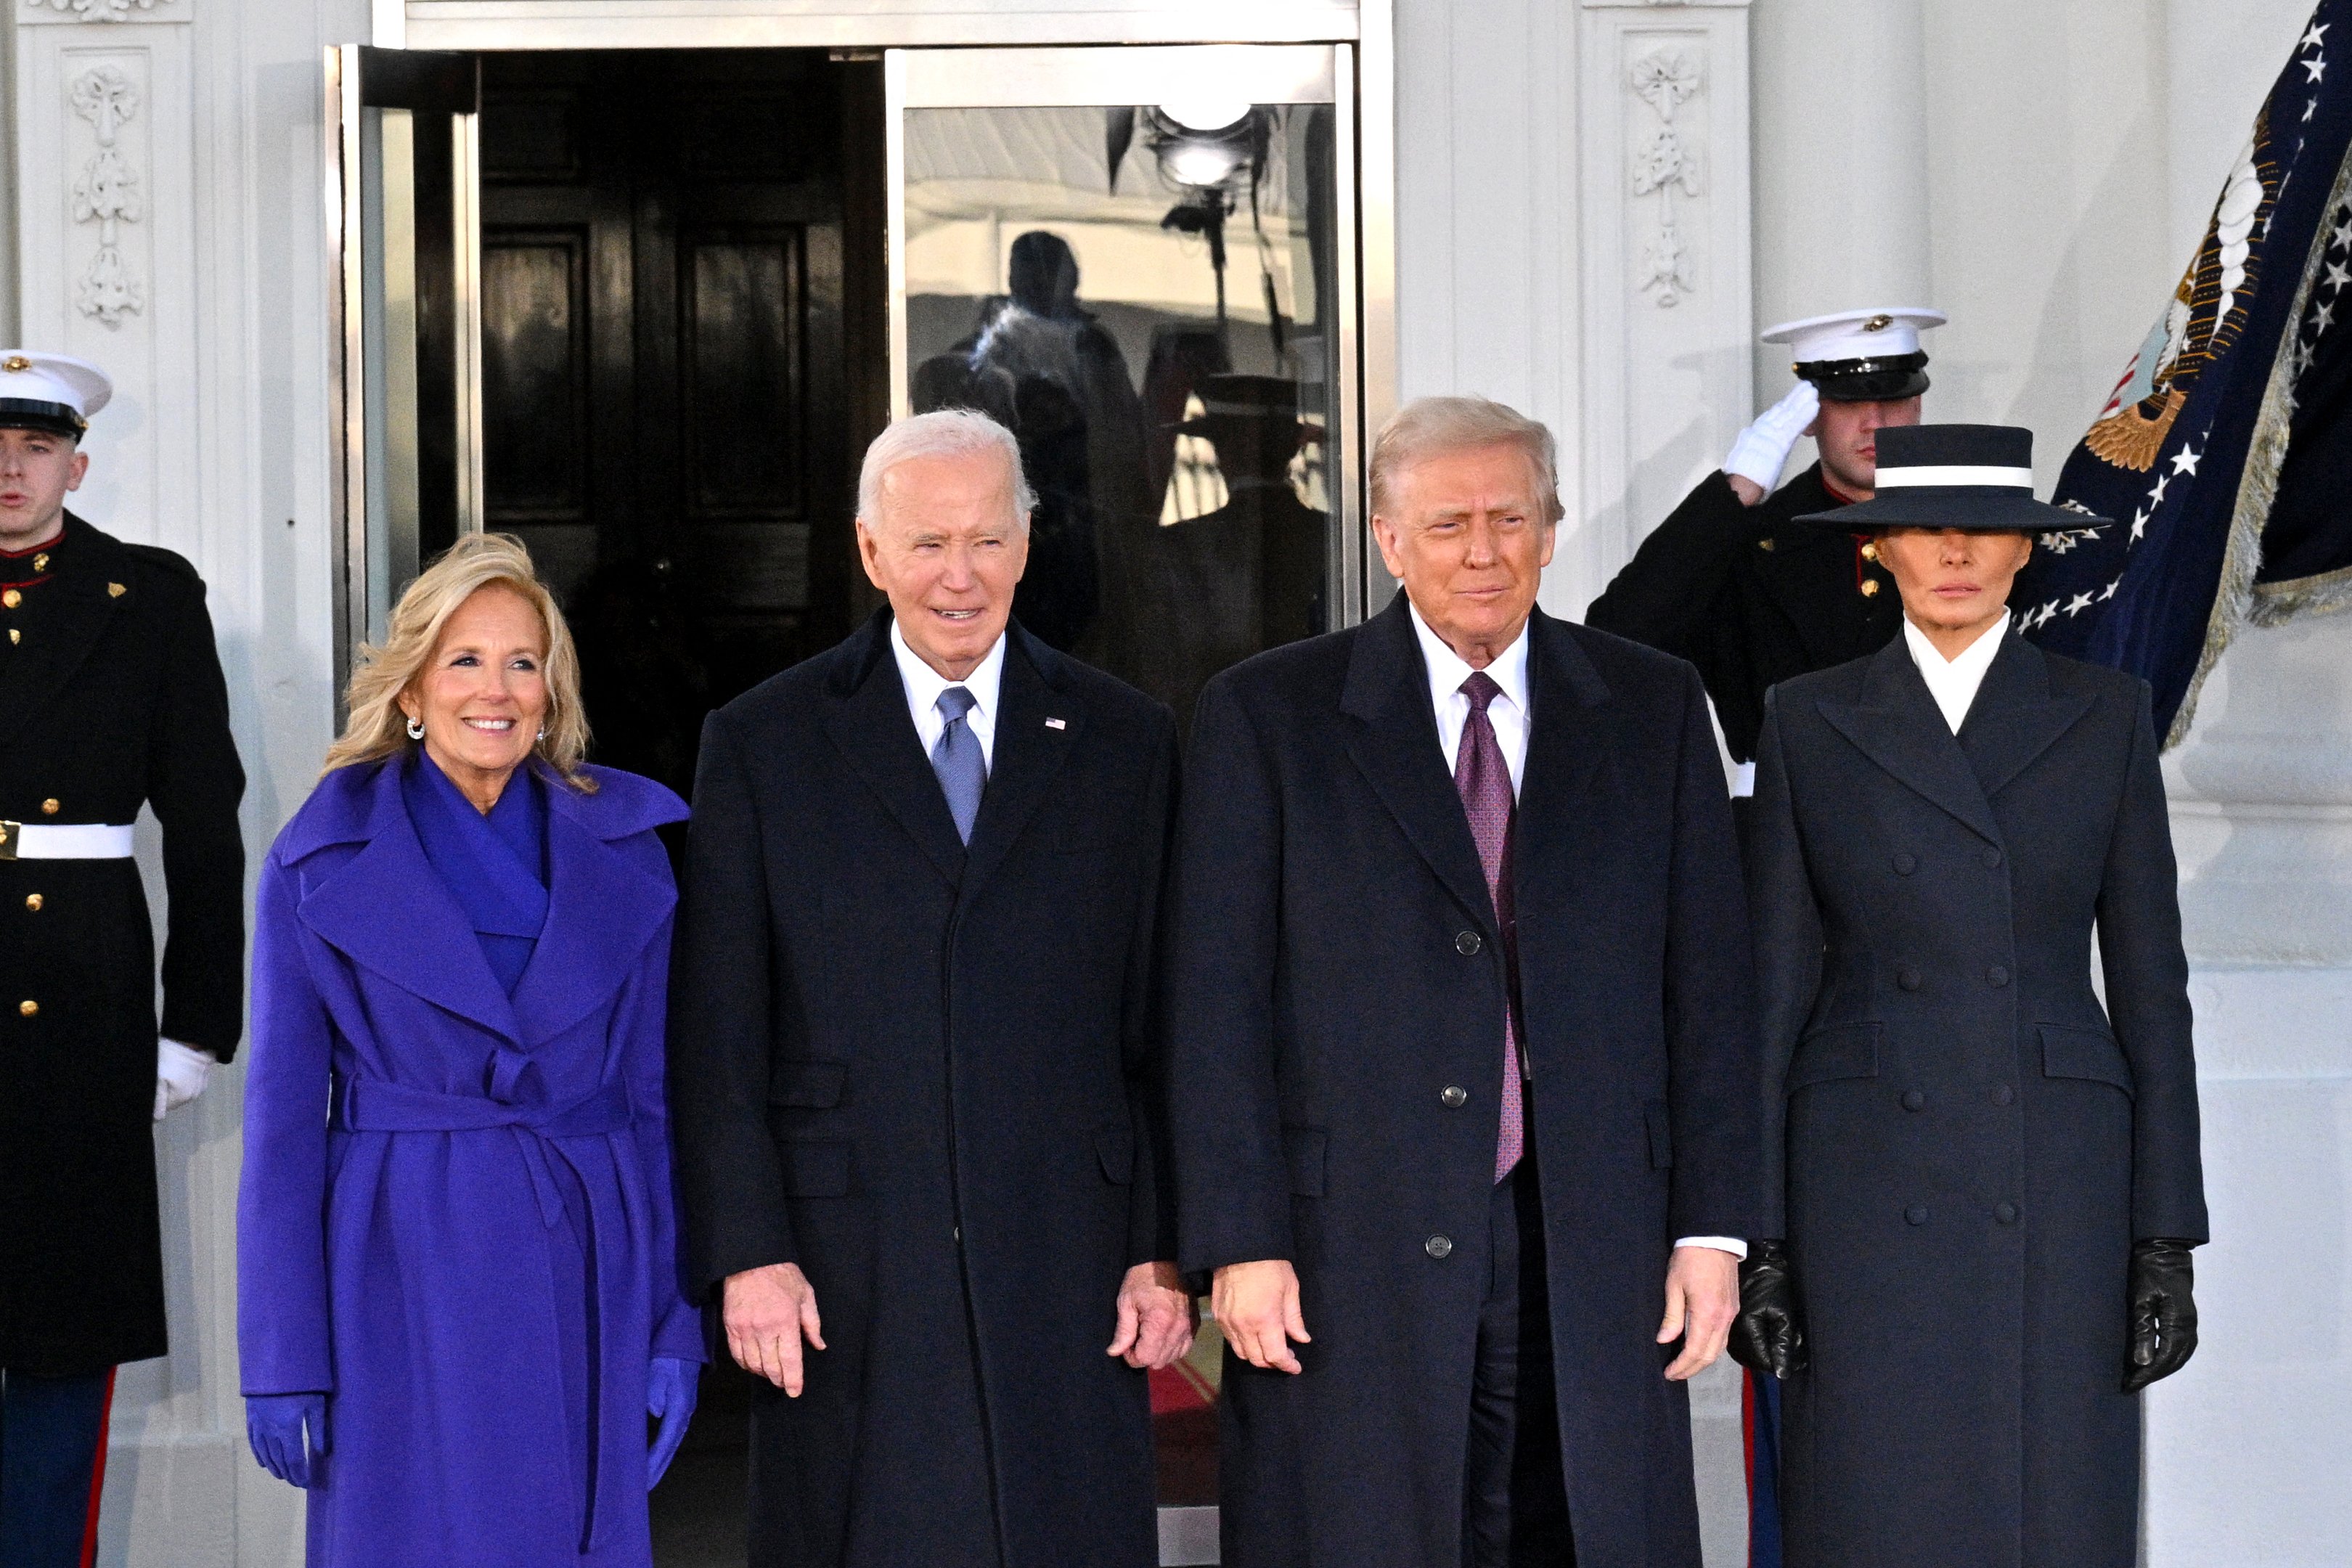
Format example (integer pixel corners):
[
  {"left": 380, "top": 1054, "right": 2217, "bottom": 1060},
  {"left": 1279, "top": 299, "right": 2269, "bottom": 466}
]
[{"left": 2019, "top": 1, "right": 2352, "bottom": 744}]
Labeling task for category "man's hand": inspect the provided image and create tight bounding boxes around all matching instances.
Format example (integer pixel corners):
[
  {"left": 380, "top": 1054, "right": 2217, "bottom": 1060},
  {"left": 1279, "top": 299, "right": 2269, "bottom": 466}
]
[
  {"left": 1658, "top": 1245, "right": 1740, "bottom": 1381},
  {"left": 1723, "top": 380, "right": 1821, "bottom": 506},
  {"left": 723, "top": 1262, "right": 825, "bottom": 1395},
  {"left": 1108, "top": 1261, "right": 1198, "bottom": 1370},
  {"left": 1212, "top": 1259, "right": 1310, "bottom": 1374}
]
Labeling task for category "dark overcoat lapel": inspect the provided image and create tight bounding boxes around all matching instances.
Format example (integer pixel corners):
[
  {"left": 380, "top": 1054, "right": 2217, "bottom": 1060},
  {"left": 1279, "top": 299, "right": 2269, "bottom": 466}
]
[
  {"left": 962, "top": 632, "right": 1083, "bottom": 900},
  {"left": 1956, "top": 633, "right": 2098, "bottom": 799},
  {"left": 1814, "top": 637, "right": 2004, "bottom": 846},
  {"left": 824, "top": 626, "right": 966, "bottom": 887},
  {"left": 1338, "top": 605, "right": 1493, "bottom": 933}
]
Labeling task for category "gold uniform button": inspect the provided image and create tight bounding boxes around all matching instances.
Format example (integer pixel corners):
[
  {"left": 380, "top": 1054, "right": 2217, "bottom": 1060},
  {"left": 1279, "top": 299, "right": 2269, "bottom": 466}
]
[
  {"left": 1860, "top": 579, "right": 1882, "bottom": 597},
  {"left": 24, "top": 894, "right": 42, "bottom": 912},
  {"left": 40, "top": 799, "right": 58, "bottom": 815},
  {"left": 1860, "top": 541, "right": 1879, "bottom": 561},
  {"left": 2, "top": 589, "right": 20, "bottom": 609},
  {"left": 8, "top": 630, "right": 17, "bottom": 645},
  {"left": 19, "top": 1000, "right": 38, "bottom": 1017},
  {"left": 107, "top": 582, "right": 126, "bottom": 598}
]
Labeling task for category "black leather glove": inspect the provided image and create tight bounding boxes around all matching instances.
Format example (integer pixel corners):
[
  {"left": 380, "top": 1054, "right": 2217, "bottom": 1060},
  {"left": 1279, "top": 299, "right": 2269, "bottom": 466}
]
[
  {"left": 1729, "top": 1239, "right": 1806, "bottom": 1378},
  {"left": 2123, "top": 1238, "right": 2199, "bottom": 1392}
]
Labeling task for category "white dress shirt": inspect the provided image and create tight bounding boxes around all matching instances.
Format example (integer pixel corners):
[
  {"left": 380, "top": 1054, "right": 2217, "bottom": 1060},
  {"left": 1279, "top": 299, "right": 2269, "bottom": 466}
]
[
  {"left": 1409, "top": 603, "right": 1745, "bottom": 1261},
  {"left": 1409, "top": 603, "right": 1531, "bottom": 794},
  {"left": 1903, "top": 610, "right": 2012, "bottom": 733},
  {"left": 891, "top": 618, "right": 1006, "bottom": 769}
]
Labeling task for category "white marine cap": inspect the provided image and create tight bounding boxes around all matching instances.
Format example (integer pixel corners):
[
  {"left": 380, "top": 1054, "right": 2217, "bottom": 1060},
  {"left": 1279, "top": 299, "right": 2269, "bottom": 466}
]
[
  {"left": 0, "top": 351, "right": 113, "bottom": 436},
  {"left": 1759, "top": 309, "right": 1947, "bottom": 401}
]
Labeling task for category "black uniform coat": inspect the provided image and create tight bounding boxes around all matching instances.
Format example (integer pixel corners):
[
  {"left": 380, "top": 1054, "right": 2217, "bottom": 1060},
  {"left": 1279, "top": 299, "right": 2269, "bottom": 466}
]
[
  {"left": 1167, "top": 595, "right": 1760, "bottom": 1568},
  {"left": 1746, "top": 630, "right": 2207, "bottom": 1568},
  {"left": 1586, "top": 465, "right": 1899, "bottom": 761},
  {"left": 669, "top": 611, "right": 1177, "bottom": 1568},
  {"left": 0, "top": 514, "right": 245, "bottom": 1375}
]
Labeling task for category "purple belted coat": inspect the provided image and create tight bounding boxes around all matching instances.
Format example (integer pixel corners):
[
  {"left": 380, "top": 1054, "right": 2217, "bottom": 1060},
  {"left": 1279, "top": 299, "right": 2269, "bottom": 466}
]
[{"left": 237, "top": 756, "right": 701, "bottom": 1567}]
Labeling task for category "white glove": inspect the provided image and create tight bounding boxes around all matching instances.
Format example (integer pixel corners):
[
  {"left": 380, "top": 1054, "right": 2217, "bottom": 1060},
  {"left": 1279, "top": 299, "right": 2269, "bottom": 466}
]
[
  {"left": 1724, "top": 380, "right": 1821, "bottom": 493},
  {"left": 155, "top": 1037, "right": 214, "bottom": 1122}
]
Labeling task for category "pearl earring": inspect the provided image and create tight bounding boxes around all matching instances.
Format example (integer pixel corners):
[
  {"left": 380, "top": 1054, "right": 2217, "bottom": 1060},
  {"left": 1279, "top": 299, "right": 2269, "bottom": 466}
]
[
  {"left": 405, "top": 716, "right": 425, "bottom": 741},
  {"left": 536, "top": 727, "right": 547, "bottom": 743}
]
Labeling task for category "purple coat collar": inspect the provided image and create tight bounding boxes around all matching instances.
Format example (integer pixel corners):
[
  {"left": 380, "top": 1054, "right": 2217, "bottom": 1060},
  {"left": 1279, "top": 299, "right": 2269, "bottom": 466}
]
[{"left": 279, "top": 756, "right": 687, "bottom": 1045}]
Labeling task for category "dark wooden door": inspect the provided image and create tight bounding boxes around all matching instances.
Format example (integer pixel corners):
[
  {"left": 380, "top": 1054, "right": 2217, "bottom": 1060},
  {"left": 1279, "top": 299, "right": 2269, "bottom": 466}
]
[{"left": 479, "top": 50, "right": 882, "bottom": 798}]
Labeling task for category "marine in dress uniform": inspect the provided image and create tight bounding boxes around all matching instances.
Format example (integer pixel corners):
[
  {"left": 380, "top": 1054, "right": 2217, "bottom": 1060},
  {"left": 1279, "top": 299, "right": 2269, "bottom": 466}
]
[
  {"left": 1587, "top": 309, "right": 1946, "bottom": 780},
  {"left": 0, "top": 354, "right": 245, "bottom": 1567},
  {"left": 1732, "top": 426, "right": 2205, "bottom": 1568}
]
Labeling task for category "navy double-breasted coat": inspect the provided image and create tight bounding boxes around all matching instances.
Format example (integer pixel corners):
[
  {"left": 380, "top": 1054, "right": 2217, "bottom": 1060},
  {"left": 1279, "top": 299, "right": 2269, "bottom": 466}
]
[
  {"left": 1746, "top": 631, "right": 2207, "bottom": 1568},
  {"left": 667, "top": 613, "right": 1177, "bottom": 1568},
  {"left": 1167, "top": 595, "right": 1761, "bottom": 1568}
]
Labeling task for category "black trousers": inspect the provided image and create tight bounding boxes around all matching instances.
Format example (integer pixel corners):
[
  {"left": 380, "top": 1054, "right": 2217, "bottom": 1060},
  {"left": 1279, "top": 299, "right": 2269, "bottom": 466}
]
[
  {"left": 0, "top": 1365, "right": 113, "bottom": 1568},
  {"left": 1463, "top": 1153, "right": 1575, "bottom": 1567}
]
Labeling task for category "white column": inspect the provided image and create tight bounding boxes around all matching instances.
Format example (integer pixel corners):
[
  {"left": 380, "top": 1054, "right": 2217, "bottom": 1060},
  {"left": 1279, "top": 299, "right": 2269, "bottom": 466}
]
[{"left": 1749, "top": 0, "right": 1927, "bottom": 409}]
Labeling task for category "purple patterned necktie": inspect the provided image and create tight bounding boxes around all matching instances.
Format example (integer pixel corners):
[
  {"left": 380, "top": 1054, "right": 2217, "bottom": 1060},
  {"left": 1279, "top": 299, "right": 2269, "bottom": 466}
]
[{"left": 1455, "top": 671, "right": 1524, "bottom": 1183}]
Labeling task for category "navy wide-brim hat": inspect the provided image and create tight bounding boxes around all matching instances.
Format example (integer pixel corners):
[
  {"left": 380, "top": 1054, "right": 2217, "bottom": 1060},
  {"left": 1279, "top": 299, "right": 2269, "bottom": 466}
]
[{"left": 1796, "top": 423, "right": 2110, "bottom": 533}]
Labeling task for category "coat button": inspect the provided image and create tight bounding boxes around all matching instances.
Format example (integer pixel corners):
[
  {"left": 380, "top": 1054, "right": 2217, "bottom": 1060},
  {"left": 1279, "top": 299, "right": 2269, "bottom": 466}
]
[
  {"left": 1987, "top": 965, "right": 2012, "bottom": 987},
  {"left": 1, "top": 589, "right": 19, "bottom": 609},
  {"left": 1901, "top": 1090, "right": 1926, "bottom": 1112},
  {"left": 1897, "top": 966, "right": 1922, "bottom": 991},
  {"left": 1860, "top": 579, "right": 1881, "bottom": 597},
  {"left": 1993, "top": 1083, "right": 2015, "bottom": 1106},
  {"left": 1426, "top": 1234, "right": 1454, "bottom": 1259},
  {"left": 17, "top": 1000, "right": 36, "bottom": 1017},
  {"left": 1892, "top": 854, "right": 1918, "bottom": 875},
  {"left": 1905, "top": 1205, "right": 1929, "bottom": 1226},
  {"left": 39, "top": 799, "right": 58, "bottom": 816},
  {"left": 1455, "top": 931, "right": 1482, "bottom": 956},
  {"left": 23, "top": 894, "right": 41, "bottom": 912},
  {"left": 1441, "top": 1085, "right": 1469, "bottom": 1108},
  {"left": 1981, "top": 846, "right": 2003, "bottom": 868},
  {"left": 1996, "top": 1202, "right": 2020, "bottom": 1225}
]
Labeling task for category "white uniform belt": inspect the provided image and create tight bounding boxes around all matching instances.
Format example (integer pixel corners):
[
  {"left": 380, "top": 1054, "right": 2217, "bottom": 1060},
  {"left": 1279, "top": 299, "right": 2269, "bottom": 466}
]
[{"left": 0, "top": 822, "right": 136, "bottom": 859}]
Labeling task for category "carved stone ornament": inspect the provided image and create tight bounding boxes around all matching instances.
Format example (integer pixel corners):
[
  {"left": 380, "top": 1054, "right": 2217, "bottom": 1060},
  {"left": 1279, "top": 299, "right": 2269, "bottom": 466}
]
[
  {"left": 22, "top": 0, "right": 179, "bottom": 21},
  {"left": 1628, "top": 47, "right": 1704, "bottom": 308},
  {"left": 70, "top": 65, "right": 144, "bottom": 327}
]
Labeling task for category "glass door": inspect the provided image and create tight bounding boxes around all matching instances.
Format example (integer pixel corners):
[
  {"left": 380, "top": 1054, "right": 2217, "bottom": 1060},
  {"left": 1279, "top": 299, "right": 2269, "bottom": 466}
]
[
  {"left": 325, "top": 44, "right": 484, "bottom": 700},
  {"left": 888, "top": 44, "right": 1362, "bottom": 745}
]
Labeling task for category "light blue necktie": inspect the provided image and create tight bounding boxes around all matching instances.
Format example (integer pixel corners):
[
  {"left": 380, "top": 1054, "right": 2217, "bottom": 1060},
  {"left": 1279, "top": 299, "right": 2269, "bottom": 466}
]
[{"left": 931, "top": 686, "right": 986, "bottom": 844}]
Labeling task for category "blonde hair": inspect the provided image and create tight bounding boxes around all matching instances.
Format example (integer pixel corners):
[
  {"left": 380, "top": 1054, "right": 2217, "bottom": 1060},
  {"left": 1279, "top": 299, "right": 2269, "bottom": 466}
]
[
  {"left": 323, "top": 533, "right": 595, "bottom": 791},
  {"left": 1370, "top": 396, "right": 1564, "bottom": 524}
]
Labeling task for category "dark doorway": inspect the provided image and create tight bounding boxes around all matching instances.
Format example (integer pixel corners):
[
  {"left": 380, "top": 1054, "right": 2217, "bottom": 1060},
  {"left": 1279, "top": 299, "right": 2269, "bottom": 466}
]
[{"left": 479, "top": 49, "right": 887, "bottom": 804}]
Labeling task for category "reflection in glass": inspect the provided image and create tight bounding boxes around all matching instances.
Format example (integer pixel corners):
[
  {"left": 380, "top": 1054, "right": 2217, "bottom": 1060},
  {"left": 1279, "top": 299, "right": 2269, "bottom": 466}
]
[{"left": 905, "top": 101, "right": 1339, "bottom": 735}]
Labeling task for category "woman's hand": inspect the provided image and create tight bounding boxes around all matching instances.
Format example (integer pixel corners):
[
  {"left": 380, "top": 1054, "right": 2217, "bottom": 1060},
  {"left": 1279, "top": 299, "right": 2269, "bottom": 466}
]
[
  {"left": 647, "top": 1357, "right": 701, "bottom": 1488},
  {"left": 245, "top": 1392, "right": 330, "bottom": 1488}
]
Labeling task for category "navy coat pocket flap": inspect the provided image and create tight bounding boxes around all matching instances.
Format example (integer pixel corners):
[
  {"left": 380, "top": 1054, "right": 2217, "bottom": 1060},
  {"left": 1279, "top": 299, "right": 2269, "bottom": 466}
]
[
  {"left": 1283, "top": 1126, "right": 1328, "bottom": 1197},
  {"left": 777, "top": 1140, "right": 851, "bottom": 1197},
  {"left": 1095, "top": 1124, "right": 1136, "bottom": 1185},
  {"left": 1643, "top": 1099, "right": 1674, "bottom": 1169},
  {"left": 769, "top": 1061, "right": 847, "bottom": 1108},
  {"left": 1788, "top": 1023, "right": 1883, "bottom": 1090},
  {"left": 2040, "top": 1025, "right": 2136, "bottom": 1098}
]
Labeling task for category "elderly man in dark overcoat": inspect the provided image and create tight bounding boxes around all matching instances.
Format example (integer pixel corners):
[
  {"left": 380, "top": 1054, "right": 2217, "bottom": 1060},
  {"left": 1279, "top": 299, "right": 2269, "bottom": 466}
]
[
  {"left": 1737, "top": 424, "right": 2206, "bottom": 1568},
  {"left": 0, "top": 352, "right": 245, "bottom": 1567},
  {"left": 668, "top": 408, "right": 1194, "bottom": 1568},
  {"left": 1169, "top": 395, "right": 1761, "bottom": 1568}
]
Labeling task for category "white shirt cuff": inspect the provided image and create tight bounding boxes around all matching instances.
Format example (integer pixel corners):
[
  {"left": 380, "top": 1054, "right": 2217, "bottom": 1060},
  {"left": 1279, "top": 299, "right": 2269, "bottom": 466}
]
[{"left": 1673, "top": 1236, "right": 1749, "bottom": 1260}]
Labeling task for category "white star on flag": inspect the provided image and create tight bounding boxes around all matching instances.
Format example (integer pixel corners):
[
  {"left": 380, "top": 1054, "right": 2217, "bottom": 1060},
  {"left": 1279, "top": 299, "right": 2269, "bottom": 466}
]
[
  {"left": 2333, "top": 217, "right": 2352, "bottom": 251},
  {"left": 2308, "top": 55, "right": 2329, "bottom": 83},
  {"left": 2100, "top": 578, "right": 2121, "bottom": 601},
  {"left": 2131, "top": 510, "right": 2149, "bottom": 542},
  {"left": 2065, "top": 592, "right": 2095, "bottom": 616},
  {"left": 2171, "top": 446, "right": 2202, "bottom": 476},
  {"left": 2149, "top": 473, "right": 2171, "bottom": 505},
  {"left": 2307, "top": 21, "right": 2332, "bottom": 49},
  {"left": 2327, "top": 261, "right": 2352, "bottom": 291}
]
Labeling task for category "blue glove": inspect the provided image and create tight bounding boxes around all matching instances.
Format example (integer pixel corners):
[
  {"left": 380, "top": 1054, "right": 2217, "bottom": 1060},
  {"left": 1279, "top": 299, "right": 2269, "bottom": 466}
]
[
  {"left": 245, "top": 1393, "right": 330, "bottom": 1489},
  {"left": 647, "top": 1357, "right": 701, "bottom": 1489}
]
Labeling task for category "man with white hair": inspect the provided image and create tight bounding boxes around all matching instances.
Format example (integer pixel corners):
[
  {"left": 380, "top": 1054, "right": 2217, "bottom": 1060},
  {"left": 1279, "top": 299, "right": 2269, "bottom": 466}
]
[
  {"left": 669, "top": 409, "right": 1193, "bottom": 1568},
  {"left": 1169, "top": 396, "right": 1760, "bottom": 1567}
]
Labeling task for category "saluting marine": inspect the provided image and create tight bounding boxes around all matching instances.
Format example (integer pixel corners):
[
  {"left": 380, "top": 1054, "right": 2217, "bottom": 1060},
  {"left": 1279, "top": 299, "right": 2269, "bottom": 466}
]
[
  {"left": 1587, "top": 308, "right": 1945, "bottom": 784},
  {"left": 0, "top": 353, "right": 245, "bottom": 1568}
]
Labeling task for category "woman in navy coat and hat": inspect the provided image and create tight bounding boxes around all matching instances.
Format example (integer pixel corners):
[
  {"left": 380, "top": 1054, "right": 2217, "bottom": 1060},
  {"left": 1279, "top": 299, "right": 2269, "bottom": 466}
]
[
  {"left": 1731, "top": 425, "right": 2208, "bottom": 1568},
  {"left": 236, "top": 534, "right": 701, "bottom": 1565}
]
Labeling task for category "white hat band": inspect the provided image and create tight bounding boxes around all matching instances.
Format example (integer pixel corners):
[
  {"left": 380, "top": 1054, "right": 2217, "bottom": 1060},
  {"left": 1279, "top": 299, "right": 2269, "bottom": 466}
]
[{"left": 1873, "top": 465, "right": 2035, "bottom": 491}]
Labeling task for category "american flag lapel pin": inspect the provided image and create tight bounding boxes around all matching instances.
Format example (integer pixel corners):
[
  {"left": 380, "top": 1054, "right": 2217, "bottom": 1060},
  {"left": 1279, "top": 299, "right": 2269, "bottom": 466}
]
[{"left": 1045, "top": 717, "right": 1066, "bottom": 730}]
